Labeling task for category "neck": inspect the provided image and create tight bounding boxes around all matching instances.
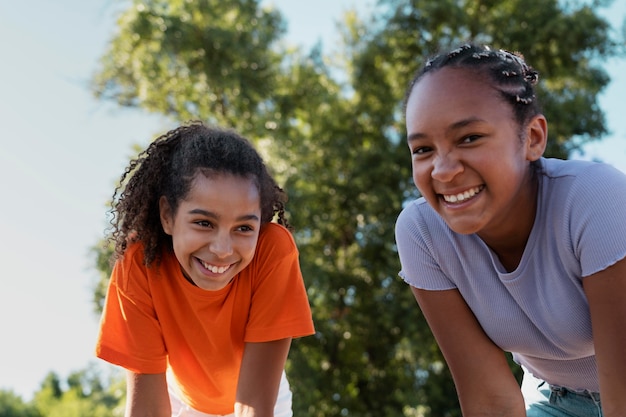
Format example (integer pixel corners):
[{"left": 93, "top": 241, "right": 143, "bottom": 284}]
[{"left": 479, "top": 169, "right": 539, "bottom": 272}]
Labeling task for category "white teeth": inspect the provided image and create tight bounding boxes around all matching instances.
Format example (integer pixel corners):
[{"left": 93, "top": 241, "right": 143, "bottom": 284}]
[
  {"left": 443, "top": 186, "right": 482, "bottom": 203},
  {"left": 201, "top": 261, "right": 230, "bottom": 274}
]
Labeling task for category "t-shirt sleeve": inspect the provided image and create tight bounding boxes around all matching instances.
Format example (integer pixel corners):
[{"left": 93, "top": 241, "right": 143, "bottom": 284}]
[
  {"left": 568, "top": 163, "right": 626, "bottom": 277},
  {"left": 95, "top": 245, "right": 168, "bottom": 373},
  {"left": 244, "top": 224, "right": 315, "bottom": 342},
  {"left": 395, "top": 201, "right": 457, "bottom": 290}
]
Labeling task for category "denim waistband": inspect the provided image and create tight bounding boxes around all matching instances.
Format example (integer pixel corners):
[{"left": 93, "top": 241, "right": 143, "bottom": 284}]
[{"left": 549, "top": 384, "right": 601, "bottom": 403}]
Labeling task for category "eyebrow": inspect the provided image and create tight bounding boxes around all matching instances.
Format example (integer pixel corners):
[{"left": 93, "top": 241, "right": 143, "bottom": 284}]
[
  {"left": 188, "top": 209, "right": 260, "bottom": 222},
  {"left": 407, "top": 117, "right": 487, "bottom": 143}
]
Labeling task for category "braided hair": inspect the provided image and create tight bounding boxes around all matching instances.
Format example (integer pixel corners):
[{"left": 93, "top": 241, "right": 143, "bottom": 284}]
[
  {"left": 108, "top": 121, "right": 289, "bottom": 266},
  {"left": 404, "top": 43, "right": 542, "bottom": 130}
]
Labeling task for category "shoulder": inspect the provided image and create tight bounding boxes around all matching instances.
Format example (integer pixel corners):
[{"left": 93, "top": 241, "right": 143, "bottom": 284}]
[
  {"left": 118, "top": 241, "right": 171, "bottom": 271},
  {"left": 537, "top": 158, "right": 626, "bottom": 276},
  {"left": 259, "top": 222, "right": 295, "bottom": 240},
  {"left": 110, "top": 242, "right": 147, "bottom": 292},
  {"left": 115, "top": 241, "right": 146, "bottom": 274},
  {"left": 538, "top": 158, "right": 626, "bottom": 207},
  {"left": 396, "top": 197, "right": 434, "bottom": 228},
  {"left": 540, "top": 157, "right": 626, "bottom": 184},
  {"left": 395, "top": 197, "right": 487, "bottom": 261},
  {"left": 395, "top": 197, "right": 465, "bottom": 264},
  {"left": 396, "top": 197, "right": 449, "bottom": 245},
  {"left": 113, "top": 241, "right": 175, "bottom": 289},
  {"left": 255, "top": 223, "right": 298, "bottom": 258},
  {"left": 244, "top": 223, "right": 302, "bottom": 286}
]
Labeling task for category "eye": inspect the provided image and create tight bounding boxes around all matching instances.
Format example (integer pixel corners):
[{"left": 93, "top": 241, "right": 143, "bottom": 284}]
[
  {"left": 194, "top": 220, "right": 213, "bottom": 228},
  {"left": 461, "top": 134, "right": 482, "bottom": 143},
  {"left": 236, "top": 224, "right": 255, "bottom": 233},
  {"left": 411, "top": 146, "right": 432, "bottom": 156}
]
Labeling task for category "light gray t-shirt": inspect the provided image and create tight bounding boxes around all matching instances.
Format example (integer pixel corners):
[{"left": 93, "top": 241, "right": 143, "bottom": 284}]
[{"left": 395, "top": 158, "right": 626, "bottom": 392}]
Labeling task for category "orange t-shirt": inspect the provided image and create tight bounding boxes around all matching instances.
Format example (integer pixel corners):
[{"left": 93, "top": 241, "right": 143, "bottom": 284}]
[{"left": 96, "top": 223, "right": 315, "bottom": 415}]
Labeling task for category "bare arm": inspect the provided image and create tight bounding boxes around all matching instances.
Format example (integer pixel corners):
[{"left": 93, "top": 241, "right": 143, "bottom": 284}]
[
  {"left": 125, "top": 372, "right": 170, "bottom": 417},
  {"left": 583, "top": 257, "right": 626, "bottom": 417},
  {"left": 412, "top": 287, "right": 525, "bottom": 417},
  {"left": 235, "top": 338, "right": 292, "bottom": 417}
]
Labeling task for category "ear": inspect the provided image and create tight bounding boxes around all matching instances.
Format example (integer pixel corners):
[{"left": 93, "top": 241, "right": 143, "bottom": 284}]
[
  {"left": 524, "top": 114, "right": 548, "bottom": 162},
  {"left": 159, "top": 196, "right": 174, "bottom": 236}
]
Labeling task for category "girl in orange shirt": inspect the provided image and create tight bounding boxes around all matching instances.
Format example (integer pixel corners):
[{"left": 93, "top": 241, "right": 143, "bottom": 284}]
[{"left": 96, "top": 121, "right": 315, "bottom": 417}]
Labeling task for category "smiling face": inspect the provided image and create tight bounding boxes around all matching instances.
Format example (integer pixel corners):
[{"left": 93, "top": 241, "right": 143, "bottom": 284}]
[
  {"left": 405, "top": 67, "right": 547, "bottom": 245},
  {"left": 159, "top": 172, "right": 261, "bottom": 291}
]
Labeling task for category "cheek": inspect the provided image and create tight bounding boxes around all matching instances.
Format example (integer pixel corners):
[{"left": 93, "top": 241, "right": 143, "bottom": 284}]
[
  {"left": 171, "top": 242, "right": 190, "bottom": 273},
  {"left": 171, "top": 230, "right": 198, "bottom": 259},
  {"left": 412, "top": 162, "right": 430, "bottom": 191}
]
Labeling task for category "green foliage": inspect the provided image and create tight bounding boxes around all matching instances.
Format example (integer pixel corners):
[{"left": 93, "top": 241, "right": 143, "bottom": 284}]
[
  {"left": 31, "top": 367, "right": 125, "bottom": 417},
  {"left": 93, "top": 0, "right": 286, "bottom": 134},
  {"left": 0, "top": 390, "right": 40, "bottom": 417},
  {"left": 89, "top": 0, "right": 623, "bottom": 416},
  {"left": 0, "top": 366, "right": 124, "bottom": 417}
]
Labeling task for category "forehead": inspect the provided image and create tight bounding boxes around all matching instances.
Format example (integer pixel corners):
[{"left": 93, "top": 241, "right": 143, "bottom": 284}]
[
  {"left": 405, "top": 67, "right": 511, "bottom": 131},
  {"left": 409, "top": 67, "right": 497, "bottom": 107},
  {"left": 184, "top": 172, "right": 260, "bottom": 206},
  {"left": 190, "top": 171, "right": 257, "bottom": 191}
]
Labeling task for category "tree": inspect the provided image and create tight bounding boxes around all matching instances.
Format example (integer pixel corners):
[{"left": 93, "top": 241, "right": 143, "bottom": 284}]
[
  {"left": 93, "top": 0, "right": 286, "bottom": 136},
  {"left": 0, "top": 366, "right": 124, "bottom": 417},
  {"left": 31, "top": 366, "right": 125, "bottom": 417},
  {"left": 90, "top": 0, "right": 623, "bottom": 415},
  {"left": 0, "top": 390, "right": 40, "bottom": 417}
]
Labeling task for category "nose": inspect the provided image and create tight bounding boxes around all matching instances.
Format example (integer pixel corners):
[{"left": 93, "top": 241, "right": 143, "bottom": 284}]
[
  {"left": 210, "top": 231, "right": 234, "bottom": 258},
  {"left": 431, "top": 152, "right": 463, "bottom": 182}
]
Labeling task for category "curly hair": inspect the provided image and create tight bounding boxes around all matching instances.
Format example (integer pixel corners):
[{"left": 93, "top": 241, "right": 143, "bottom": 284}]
[
  {"left": 404, "top": 43, "right": 542, "bottom": 130},
  {"left": 108, "top": 121, "right": 289, "bottom": 266}
]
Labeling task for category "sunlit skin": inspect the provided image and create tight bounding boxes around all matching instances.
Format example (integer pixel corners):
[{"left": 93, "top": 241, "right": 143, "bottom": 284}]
[
  {"left": 159, "top": 173, "right": 261, "bottom": 291},
  {"left": 406, "top": 67, "right": 547, "bottom": 268}
]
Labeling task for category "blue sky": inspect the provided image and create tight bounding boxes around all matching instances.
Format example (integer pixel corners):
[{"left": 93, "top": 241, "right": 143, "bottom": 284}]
[{"left": 0, "top": 0, "right": 623, "bottom": 401}]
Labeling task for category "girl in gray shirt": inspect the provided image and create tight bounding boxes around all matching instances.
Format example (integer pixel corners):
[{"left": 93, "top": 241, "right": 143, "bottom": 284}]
[{"left": 396, "top": 43, "right": 626, "bottom": 417}]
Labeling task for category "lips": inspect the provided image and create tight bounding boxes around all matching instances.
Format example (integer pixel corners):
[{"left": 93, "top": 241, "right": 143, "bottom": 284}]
[{"left": 441, "top": 185, "right": 484, "bottom": 203}]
